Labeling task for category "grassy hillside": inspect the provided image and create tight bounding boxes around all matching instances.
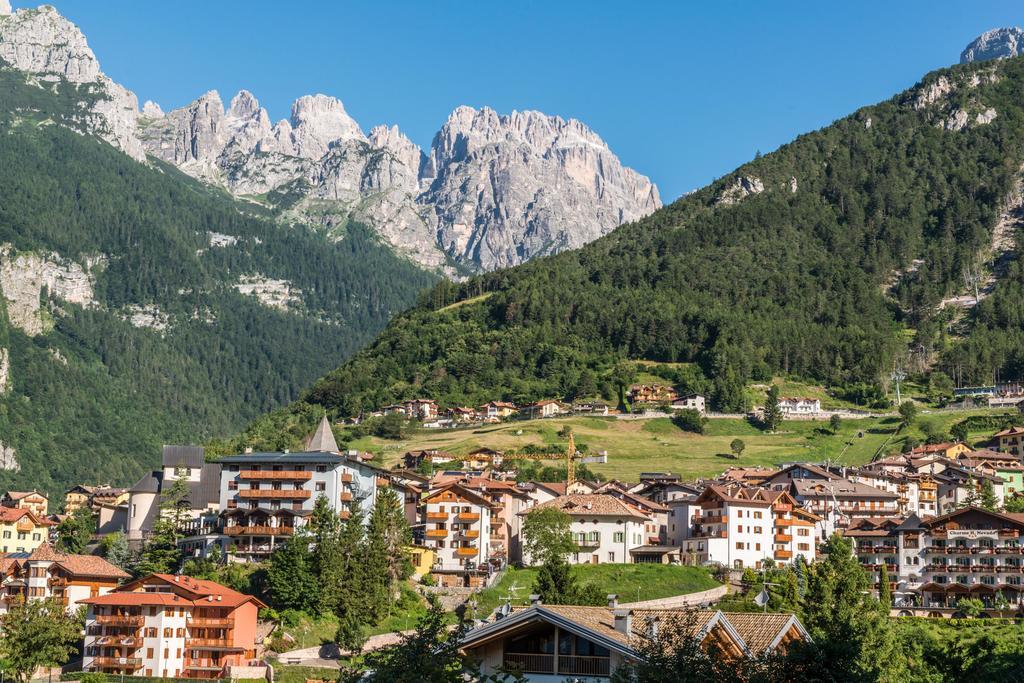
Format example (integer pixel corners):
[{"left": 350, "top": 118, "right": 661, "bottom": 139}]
[
  {"left": 233, "top": 55, "right": 1024, "bottom": 452},
  {"left": 0, "top": 66, "right": 435, "bottom": 498},
  {"left": 341, "top": 410, "right": 1009, "bottom": 481}
]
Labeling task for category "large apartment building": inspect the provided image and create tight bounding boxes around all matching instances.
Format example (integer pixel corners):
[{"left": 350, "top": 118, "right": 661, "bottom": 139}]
[
  {"left": 81, "top": 573, "right": 264, "bottom": 679},
  {"left": 681, "top": 486, "right": 818, "bottom": 569},
  {"left": 844, "top": 506, "right": 1024, "bottom": 617},
  {"left": 421, "top": 484, "right": 495, "bottom": 587},
  {"left": 216, "top": 417, "right": 382, "bottom": 561}
]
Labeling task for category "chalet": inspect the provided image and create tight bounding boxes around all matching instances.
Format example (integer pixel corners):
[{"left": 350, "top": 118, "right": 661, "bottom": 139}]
[
  {"left": 402, "top": 449, "right": 455, "bottom": 470},
  {"left": 523, "top": 400, "right": 566, "bottom": 419},
  {"left": 0, "top": 543, "right": 129, "bottom": 614},
  {"left": 446, "top": 476, "right": 532, "bottom": 563},
  {"left": 461, "top": 599, "right": 810, "bottom": 680},
  {"left": 447, "top": 406, "right": 479, "bottom": 422},
  {"left": 422, "top": 484, "right": 496, "bottom": 586},
  {"left": 908, "top": 442, "right": 974, "bottom": 460},
  {"left": 777, "top": 397, "right": 821, "bottom": 416},
  {"left": 0, "top": 507, "right": 52, "bottom": 553},
  {"left": 480, "top": 401, "right": 518, "bottom": 421},
  {"left": 671, "top": 393, "right": 706, "bottom": 414},
  {"left": 522, "top": 494, "right": 653, "bottom": 566},
  {"left": 787, "top": 478, "right": 899, "bottom": 537},
  {"left": 627, "top": 384, "right": 678, "bottom": 405},
  {"left": 681, "top": 486, "right": 818, "bottom": 569},
  {"left": 572, "top": 401, "right": 610, "bottom": 416},
  {"left": 1, "top": 490, "right": 48, "bottom": 517},
  {"left": 993, "top": 426, "right": 1024, "bottom": 456}
]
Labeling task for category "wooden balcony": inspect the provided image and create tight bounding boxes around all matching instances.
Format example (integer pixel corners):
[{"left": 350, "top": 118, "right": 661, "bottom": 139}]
[
  {"left": 774, "top": 533, "right": 792, "bottom": 543},
  {"left": 187, "top": 637, "right": 240, "bottom": 650},
  {"left": 456, "top": 546, "right": 478, "bottom": 557},
  {"left": 93, "top": 636, "right": 141, "bottom": 648},
  {"left": 223, "top": 525, "right": 293, "bottom": 536},
  {"left": 376, "top": 477, "right": 390, "bottom": 487},
  {"left": 426, "top": 529, "right": 448, "bottom": 539},
  {"left": 239, "top": 470, "right": 311, "bottom": 481},
  {"left": 426, "top": 512, "right": 448, "bottom": 521},
  {"left": 774, "top": 549, "right": 793, "bottom": 560},
  {"left": 773, "top": 503, "right": 793, "bottom": 512},
  {"left": 463, "top": 529, "right": 480, "bottom": 539},
  {"left": 341, "top": 472, "right": 353, "bottom": 483},
  {"left": 95, "top": 614, "right": 143, "bottom": 627},
  {"left": 238, "top": 489, "right": 310, "bottom": 500},
  {"left": 339, "top": 509, "right": 351, "bottom": 520},
  {"left": 775, "top": 518, "right": 793, "bottom": 527},
  {"left": 457, "top": 512, "right": 480, "bottom": 522},
  {"left": 92, "top": 657, "right": 142, "bottom": 669},
  {"left": 189, "top": 617, "right": 233, "bottom": 628},
  {"left": 15, "top": 521, "right": 34, "bottom": 533},
  {"left": 340, "top": 491, "right": 354, "bottom": 502}
]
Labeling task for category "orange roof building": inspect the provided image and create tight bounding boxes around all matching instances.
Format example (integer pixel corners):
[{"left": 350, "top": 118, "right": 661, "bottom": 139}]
[{"left": 81, "top": 573, "right": 266, "bottom": 679}]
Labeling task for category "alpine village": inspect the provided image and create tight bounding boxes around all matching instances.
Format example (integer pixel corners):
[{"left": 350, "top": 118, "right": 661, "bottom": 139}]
[{"left": 5, "top": 3, "right": 1024, "bottom": 683}]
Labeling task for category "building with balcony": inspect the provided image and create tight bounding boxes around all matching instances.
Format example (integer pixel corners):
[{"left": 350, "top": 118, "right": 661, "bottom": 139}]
[
  {"left": 1, "top": 490, "right": 48, "bottom": 517},
  {"left": 0, "top": 543, "right": 128, "bottom": 614},
  {"left": 993, "top": 426, "right": 1024, "bottom": 456},
  {"left": 421, "top": 484, "right": 495, "bottom": 586},
  {"left": 433, "top": 476, "right": 531, "bottom": 565},
  {"left": 521, "top": 494, "right": 653, "bottom": 566},
  {"left": 81, "top": 573, "right": 264, "bottom": 679},
  {"left": 787, "top": 477, "right": 900, "bottom": 537},
  {"left": 0, "top": 507, "right": 52, "bottom": 553},
  {"left": 777, "top": 397, "right": 821, "bottom": 416},
  {"left": 461, "top": 596, "right": 810, "bottom": 681},
  {"left": 680, "top": 486, "right": 818, "bottom": 569},
  {"left": 216, "top": 416, "right": 382, "bottom": 561}
]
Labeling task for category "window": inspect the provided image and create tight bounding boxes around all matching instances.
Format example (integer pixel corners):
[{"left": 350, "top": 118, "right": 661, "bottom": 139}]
[
  {"left": 754, "top": 527, "right": 762, "bottom": 534},
  {"left": 229, "top": 465, "right": 238, "bottom": 472},
  {"left": 147, "top": 649, "right": 154, "bottom": 659},
  {"left": 1, "top": 531, "right": 8, "bottom": 539},
  {"left": 164, "top": 628, "right": 172, "bottom": 638},
  {"left": 145, "top": 627, "right": 156, "bottom": 637},
  {"left": 753, "top": 511, "right": 763, "bottom": 519},
  {"left": 608, "top": 552, "right": 615, "bottom": 562},
  {"left": 32, "top": 533, "right": 39, "bottom": 541},
  {"left": 755, "top": 543, "right": 761, "bottom": 551},
  {"left": 228, "top": 481, "right": 238, "bottom": 491},
  {"left": 16, "top": 532, "right": 25, "bottom": 540},
  {"left": 176, "top": 627, "right": 186, "bottom": 637},
  {"left": 736, "top": 542, "right": 744, "bottom": 550},
  {"left": 798, "top": 543, "right": 810, "bottom": 551},
  {"left": 737, "top": 525, "right": 743, "bottom": 533},
  {"left": 613, "top": 532, "right": 624, "bottom": 543},
  {"left": 797, "top": 528, "right": 809, "bottom": 537},
  {"left": 315, "top": 482, "right": 326, "bottom": 492},
  {"left": 317, "top": 465, "right": 327, "bottom": 473}
]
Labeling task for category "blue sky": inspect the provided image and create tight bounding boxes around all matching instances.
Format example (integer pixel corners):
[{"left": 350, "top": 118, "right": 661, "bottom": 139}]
[{"left": 28, "top": 1, "right": 1024, "bottom": 201}]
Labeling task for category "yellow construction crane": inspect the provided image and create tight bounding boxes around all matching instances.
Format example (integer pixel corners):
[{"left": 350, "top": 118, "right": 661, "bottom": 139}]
[{"left": 504, "top": 431, "right": 608, "bottom": 484}]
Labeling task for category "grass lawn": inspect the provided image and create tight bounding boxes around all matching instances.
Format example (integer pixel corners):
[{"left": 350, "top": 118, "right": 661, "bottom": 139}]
[
  {"left": 473, "top": 564, "right": 719, "bottom": 617},
  {"left": 269, "top": 662, "right": 339, "bottom": 683},
  {"left": 346, "top": 407, "right": 1015, "bottom": 482}
]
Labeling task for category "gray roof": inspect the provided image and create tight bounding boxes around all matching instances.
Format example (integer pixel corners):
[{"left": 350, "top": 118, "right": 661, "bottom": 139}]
[
  {"left": 129, "top": 471, "right": 160, "bottom": 494},
  {"left": 162, "top": 445, "right": 205, "bottom": 469},
  {"left": 217, "top": 451, "right": 343, "bottom": 464},
  {"left": 305, "top": 414, "right": 340, "bottom": 453}
]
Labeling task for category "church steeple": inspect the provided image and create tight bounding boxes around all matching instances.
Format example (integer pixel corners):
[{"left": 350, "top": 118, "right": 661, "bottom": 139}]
[{"left": 304, "top": 413, "right": 339, "bottom": 453}]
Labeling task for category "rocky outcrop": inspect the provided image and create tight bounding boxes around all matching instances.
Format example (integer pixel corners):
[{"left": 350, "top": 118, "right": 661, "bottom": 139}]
[
  {"left": 0, "top": 5, "right": 144, "bottom": 160},
  {"left": 0, "top": 442, "right": 17, "bottom": 472},
  {"left": 0, "top": 346, "right": 9, "bottom": 394},
  {"left": 961, "top": 28, "right": 1024, "bottom": 64},
  {"left": 234, "top": 275, "right": 301, "bottom": 311},
  {"left": 0, "top": 246, "right": 98, "bottom": 335},
  {"left": 715, "top": 176, "right": 764, "bottom": 206}
]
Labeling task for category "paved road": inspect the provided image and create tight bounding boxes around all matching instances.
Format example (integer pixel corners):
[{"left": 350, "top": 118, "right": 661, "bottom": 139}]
[{"left": 276, "top": 630, "right": 415, "bottom": 666}]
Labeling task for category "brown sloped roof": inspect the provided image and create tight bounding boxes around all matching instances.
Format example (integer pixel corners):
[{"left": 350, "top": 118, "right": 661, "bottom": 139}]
[
  {"left": 526, "top": 494, "right": 651, "bottom": 520},
  {"left": 27, "top": 544, "right": 130, "bottom": 579},
  {"left": 722, "top": 612, "right": 798, "bottom": 654}
]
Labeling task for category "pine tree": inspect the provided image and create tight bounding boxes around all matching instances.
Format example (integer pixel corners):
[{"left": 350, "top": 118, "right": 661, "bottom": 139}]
[
  {"left": 334, "top": 504, "right": 369, "bottom": 651},
  {"left": 762, "top": 386, "right": 783, "bottom": 432},
  {"left": 879, "top": 563, "right": 892, "bottom": 608},
  {"left": 266, "top": 529, "right": 318, "bottom": 613}
]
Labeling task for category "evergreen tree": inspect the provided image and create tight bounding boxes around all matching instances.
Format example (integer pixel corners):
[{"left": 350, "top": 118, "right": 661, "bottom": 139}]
[
  {"left": 266, "top": 529, "right": 318, "bottom": 613},
  {"left": 54, "top": 506, "right": 95, "bottom": 554},
  {"left": 334, "top": 504, "right": 369, "bottom": 651},
  {"left": 829, "top": 414, "right": 842, "bottom": 434},
  {"left": 99, "top": 531, "right": 135, "bottom": 573},
  {"left": 979, "top": 479, "right": 999, "bottom": 512},
  {"left": 762, "top": 386, "right": 783, "bottom": 432},
  {"left": 879, "top": 563, "right": 892, "bottom": 608}
]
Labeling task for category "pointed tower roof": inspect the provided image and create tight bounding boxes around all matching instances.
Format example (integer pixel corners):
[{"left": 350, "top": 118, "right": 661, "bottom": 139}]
[{"left": 305, "top": 414, "right": 339, "bottom": 453}]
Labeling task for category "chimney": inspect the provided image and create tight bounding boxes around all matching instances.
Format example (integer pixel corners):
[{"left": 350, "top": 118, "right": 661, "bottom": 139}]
[
  {"left": 607, "top": 594, "right": 618, "bottom": 609},
  {"left": 529, "top": 594, "right": 541, "bottom": 607},
  {"left": 647, "top": 615, "right": 660, "bottom": 640},
  {"left": 613, "top": 609, "right": 632, "bottom": 636}
]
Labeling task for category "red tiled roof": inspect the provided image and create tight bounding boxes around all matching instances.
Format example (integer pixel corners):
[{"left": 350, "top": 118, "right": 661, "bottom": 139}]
[
  {"left": 0, "top": 507, "right": 51, "bottom": 525},
  {"left": 82, "top": 573, "right": 266, "bottom": 608}
]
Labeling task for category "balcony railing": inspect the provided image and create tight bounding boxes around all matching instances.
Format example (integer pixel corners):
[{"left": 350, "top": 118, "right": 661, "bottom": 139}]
[
  {"left": 774, "top": 549, "right": 793, "bottom": 560},
  {"left": 340, "top": 492, "right": 354, "bottom": 502},
  {"left": 238, "top": 470, "right": 311, "bottom": 481},
  {"left": 426, "top": 512, "right": 448, "bottom": 521},
  {"left": 775, "top": 534, "right": 792, "bottom": 543},
  {"left": 455, "top": 546, "right": 478, "bottom": 557},
  {"left": 773, "top": 503, "right": 793, "bottom": 512},
  {"left": 342, "top": 472, "right": 353, "bottom": 483},
  {"left": 187, "top": 638, "right": 238, "bottom": 649},
  {"left": 189, "top": 617, "right": 233, "bottom": 628},
  {"left": 93, "top": 636, "right": 141, "bottom": 648},
  {"left": 426, "top": 529, "right": 448, "bottom": 539},
  {"left": 502, "top": 653, "right": 610, "bottom": 676},
  {"left": 94, "top": 615, "right": 143, "bottom": 627},
  {"left": 224, "top": 525, "right": 294, "bottom": 536},
  {"left": 457, "top": 513, "right": 480, "bottom": 522},
  {"left": 91, "top": 657, "right": 142, "bottom": 668},
  {"left": 238, "top": 489, "right": 311, "bottom": 500},
  {"left": 775, "top": 518, "right": 793, "bottom": 527}
]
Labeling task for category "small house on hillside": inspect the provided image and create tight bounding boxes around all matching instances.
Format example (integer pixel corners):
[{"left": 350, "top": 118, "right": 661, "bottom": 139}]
[
  {"left": 671, "top": 394, "right": 706, "bottom": 414},
  {"left": 778, "top": 397, "right": 821, "bottom": 416}
]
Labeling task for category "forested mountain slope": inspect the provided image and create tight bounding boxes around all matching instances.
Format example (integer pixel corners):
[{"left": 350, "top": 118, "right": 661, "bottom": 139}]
[
  {"left": 0, "top": 67, "right": 435, "bottom": 497},
  {"left": 233, "top": 56, "right": 1024, "bottom": 449}
]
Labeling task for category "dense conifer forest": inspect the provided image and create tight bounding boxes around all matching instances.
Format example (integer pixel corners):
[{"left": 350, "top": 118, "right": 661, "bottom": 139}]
[
  {"left": 0, "top": 68, "right": 436, "bottom": 497},
  {"left": 236, "top": 56, "right": 1024, "bottom": 448}
]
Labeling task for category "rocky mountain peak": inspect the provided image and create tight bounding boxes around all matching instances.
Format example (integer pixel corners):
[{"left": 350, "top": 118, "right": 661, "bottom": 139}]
[
  {"left": 141, "top": 100, "right": 164, "bottom": 118},
  {"left": 289, "top": 94, "right": 365, "bottom": 159},
  {"left": 229, "top": 89, "right": 261, "bottom": 119},
  {"left": 0, "top": 3, "right": 143, "bottom": 160},
  {"left": 961, "top": 27, "right": 1024, "bottom": 63}
]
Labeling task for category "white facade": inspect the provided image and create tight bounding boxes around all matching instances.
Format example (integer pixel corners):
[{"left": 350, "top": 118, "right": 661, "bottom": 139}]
[
  {"left": 423, "top": 486, "right": 493, "bottom": 573},
  {"left": 672, "top": 394, "right": 706, "bottom": 414},
  {"left": 778, "top": 398, "right": 821, "bottom": 415}
]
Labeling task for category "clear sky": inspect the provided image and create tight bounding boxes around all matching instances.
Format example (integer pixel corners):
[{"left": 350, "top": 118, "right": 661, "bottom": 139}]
[{"left": 24, "top": 0, "right": 1024, "bottom": 202}]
